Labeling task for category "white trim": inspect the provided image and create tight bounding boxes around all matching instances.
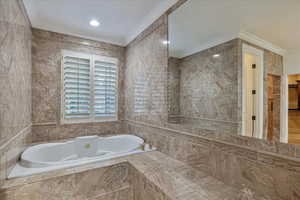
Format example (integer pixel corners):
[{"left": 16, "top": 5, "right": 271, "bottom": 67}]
[
  {"left": 280, "top": 57, "right": 289, "bottom": 143},
  {"left": 61, "top": 50, "right": 119, "bottom": 125},
  {"left": 93, "top": 55, "right": 119, "bottom": 65},
  {"left": 61, "top": 50, "right": 92, "bottom": 60},
  {"left": 238, "top": 31, "right": 286, "bottom": 56},
  {"left": 241, "top": 44, "right": 264, "bottom": 139}
]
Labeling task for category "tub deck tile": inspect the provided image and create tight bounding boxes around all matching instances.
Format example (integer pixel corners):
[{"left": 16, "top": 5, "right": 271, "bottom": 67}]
[{"left": 1, "top": 151, "right": 265, "bottom": 200}]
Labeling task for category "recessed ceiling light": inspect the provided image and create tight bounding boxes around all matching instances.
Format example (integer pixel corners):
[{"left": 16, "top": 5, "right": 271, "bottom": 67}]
[
  {"left": 163, "top": 40, "right": 170, "bottom": 45},
  {"left": 213, "top": 54, "right": 220, "bottom": 58},
  {"left": 90, "top": 19, "right": 100, "bottom": 27}
]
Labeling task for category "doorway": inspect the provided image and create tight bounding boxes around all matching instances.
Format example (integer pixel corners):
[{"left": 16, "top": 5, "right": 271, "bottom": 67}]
[
  {"left": 288, "top": 74, "right": 300, "bottom": 145},
  {"left": 267, "top": 74, "right": 281, "bottom": 141},
  {"left": 242, "top": 44, "right": 264, "bottom": 139}
]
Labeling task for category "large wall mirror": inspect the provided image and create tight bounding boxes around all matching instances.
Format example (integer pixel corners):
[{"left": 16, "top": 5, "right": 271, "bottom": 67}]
[{"left": 167, "top": 0, "right": 300, "bottom": 145}]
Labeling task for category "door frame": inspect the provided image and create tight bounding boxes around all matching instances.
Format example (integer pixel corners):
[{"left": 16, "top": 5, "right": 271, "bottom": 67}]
[
  {"left": 280, "top": 62, "right": 288, "bottom": 143},
  {"left": 241, "top": 44, "right": 264, "bottom": 139}
]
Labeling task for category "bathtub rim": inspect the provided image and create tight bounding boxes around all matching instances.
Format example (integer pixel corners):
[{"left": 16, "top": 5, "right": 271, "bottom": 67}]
[{"left": 20, "top": 134, "right": 144, "bottom": 168}]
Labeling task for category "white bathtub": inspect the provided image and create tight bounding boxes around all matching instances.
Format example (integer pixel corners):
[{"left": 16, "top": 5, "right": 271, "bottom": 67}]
[{"left": 9, "top": 135, "right": 146, "bottom": 178}]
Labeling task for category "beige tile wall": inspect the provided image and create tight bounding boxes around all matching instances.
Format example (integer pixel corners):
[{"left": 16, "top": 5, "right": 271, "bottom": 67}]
[
  {"left": 124, "top": 15, "right": 169, "bottom": 127},
  {"left": 126, "top": 121, "right": 300, "bottom": 200},
  {"left": 0, "top": 162, "right": 133, "bottom": 200},
  {"left": 167, "top": 57, "right": 181, "bottom": 120},
  {"left": 169, "top": 39, "right": 241, "bottom": 133},
  {"left": 131, "top": 166, "right": 171, "bottom": 200},
  {"left": 179, "top": 39, "right": 240, "bottom": 124},
  {"left": 0, "top": 0, "right": 32, "bottom": 184},
  {"left": 31, "top": 29, "right": 127, "bottom": 143}
]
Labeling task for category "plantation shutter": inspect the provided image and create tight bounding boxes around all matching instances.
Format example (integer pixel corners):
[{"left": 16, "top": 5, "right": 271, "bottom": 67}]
[
  {"left": 62, "top": 54, "right": 91, "bottom": 120},
  {"left": 61, "top": 51, "right": 118, "bottom": 123},
  {"left": 93, "top": 57, "right": 118, "bottom": 119}
]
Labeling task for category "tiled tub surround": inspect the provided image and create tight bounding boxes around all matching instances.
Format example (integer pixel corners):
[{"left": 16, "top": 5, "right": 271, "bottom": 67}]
[
  {"left": 0, "top": 151, "right": 260, "bottom": 200},
  {"left": 1, "top": 161, "right": 133, "bottom": 200},
  {"left": 126, "top": 121, "right": 300, "bottom": 200},
  {"left": 31, "top": 29, "right": 127, "bottom": 143},
  {"left": 0, "top": 0, "right": 32, "bottom": 185}
]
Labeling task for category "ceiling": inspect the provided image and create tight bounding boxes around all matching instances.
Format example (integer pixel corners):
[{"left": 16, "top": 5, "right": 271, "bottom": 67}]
[
  {"left": 169, "top": 0, "right": 300, "bottom": 58},
  {"left": 23, "top": 0, "right": 177, "bottom": 46}
]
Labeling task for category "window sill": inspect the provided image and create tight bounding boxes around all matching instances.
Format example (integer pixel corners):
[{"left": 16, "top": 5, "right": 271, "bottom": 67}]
[{"left": 60, "top": 118, "right": 119, "bottom": 125}]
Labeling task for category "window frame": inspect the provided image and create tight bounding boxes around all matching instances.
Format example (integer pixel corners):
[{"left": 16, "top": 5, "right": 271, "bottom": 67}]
[{"left": 61, "top": 50, "right": 119, "bottom": 124}]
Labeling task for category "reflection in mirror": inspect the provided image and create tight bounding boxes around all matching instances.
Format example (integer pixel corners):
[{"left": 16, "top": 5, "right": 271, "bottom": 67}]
[
  {"left": 167, "top": 0, "right": 300, "bottom": 145},
  {"left": 288, "top": 74, "right": 300, "bottom": 145},
  {"left": 242, "top": 45, "right": 264, "bottom": 139}
]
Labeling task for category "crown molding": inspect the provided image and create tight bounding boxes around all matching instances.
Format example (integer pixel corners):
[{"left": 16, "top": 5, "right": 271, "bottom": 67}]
[{"left": 238, "top": 31, "right": 286, "bottom": 56}]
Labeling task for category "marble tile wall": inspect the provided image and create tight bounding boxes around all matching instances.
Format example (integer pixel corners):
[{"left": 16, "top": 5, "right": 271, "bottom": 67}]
[
  {"left": 31, "top": 29, "right": 127, "bottom": 143},
  {"left": 124, "top": 16, "right": 169, "bottom": 127},
  {"left": 0, "top": 162, "right": 133, "bottom": 200},
  {"left": 126, "top": 121, "right": 300, "bottom": 200},
  {"left": 173, "top": 39, "right": 240, "bottom": 133},
  {"left": 167, "top": 57, "right": 181, "bottom": 121},
  {"left": 0, "top": 0, "right": 32, "bottom": 184},
  {"left": 0, "top": 126, "right": 31, "bottom": 187},
  {"left": 131, "top": 167, "right": 171, "bottom": 200},
  {"left": 31, "top": 121, "right": 126, "bottom": 144}
]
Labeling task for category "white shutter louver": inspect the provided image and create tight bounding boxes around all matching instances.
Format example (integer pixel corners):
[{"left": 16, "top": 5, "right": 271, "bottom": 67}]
[
  {"left": 63, "top": 55, "right": 91, "bottom": 119},
  {"left": 61, "top": 51, "right": 118, "bottom": 124},
  {"left": 93, "top": 59, "right": 117, "bottom": 119}
]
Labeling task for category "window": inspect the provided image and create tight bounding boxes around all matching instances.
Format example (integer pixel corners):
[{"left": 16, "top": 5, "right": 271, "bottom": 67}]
[{"left": 61, "top": 50, "right": 118, "bottom": 124}]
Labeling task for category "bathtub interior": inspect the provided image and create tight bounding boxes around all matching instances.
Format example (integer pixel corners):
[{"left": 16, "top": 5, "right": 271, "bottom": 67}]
[
  {"left": 9, "top": 135, "right": 148, "bottom": 178},
  {"left": 21, "top": 135, "right": 144, "bottom": 167}
]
